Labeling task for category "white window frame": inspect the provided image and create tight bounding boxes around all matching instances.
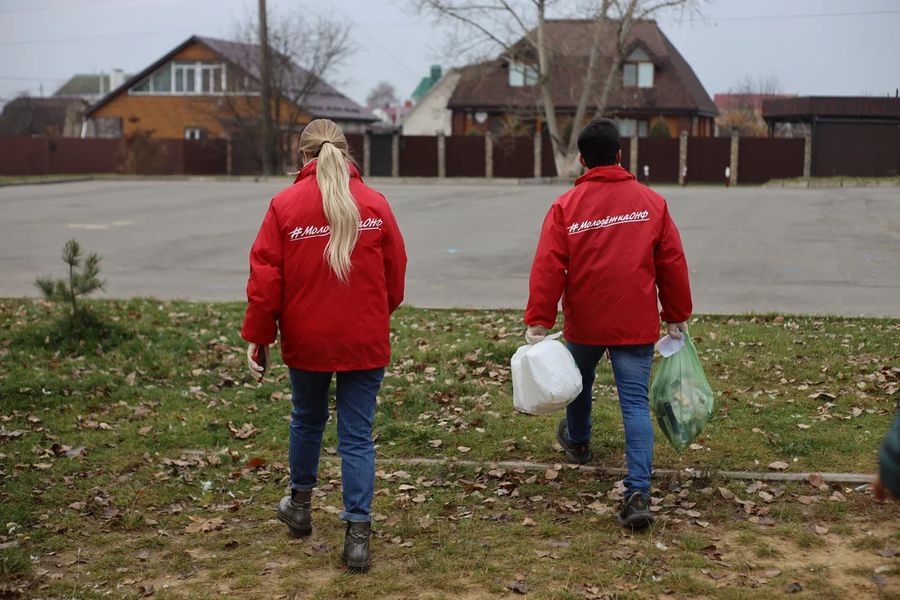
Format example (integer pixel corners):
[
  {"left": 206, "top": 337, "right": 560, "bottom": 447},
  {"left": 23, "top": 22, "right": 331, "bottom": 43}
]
[
  {"left": 623, "top": 62, "right": 655, "bottom": 88},
  {"left": 184, "top": 127, "right": 206, "bottom": 140},
  {"left": 129, "top": 61, "right": 230, "bottom": 96}
]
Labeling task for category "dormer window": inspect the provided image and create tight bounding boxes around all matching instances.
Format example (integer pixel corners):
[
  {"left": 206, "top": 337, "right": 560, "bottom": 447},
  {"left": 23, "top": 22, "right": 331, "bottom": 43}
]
[
  {"left": 508, "top": 61, "right": 538, "bottom": 87},
  {"left": 130, "top": 61, "right": 227, "bottom": 95},
  {"left": 622, "top": 48, "right": 654, "bottom": 88}
]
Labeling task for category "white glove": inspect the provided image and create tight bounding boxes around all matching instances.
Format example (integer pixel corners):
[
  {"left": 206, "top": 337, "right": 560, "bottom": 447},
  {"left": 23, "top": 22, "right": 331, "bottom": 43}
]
[
  {"left": 246, "top": 343, "right": 270, "bottom": 382},
  {"left": 525, "top": 325, "right": 549, "bottom": 345},
  {"left": 666, "top": 321, "right": 688, "bottom": 340}
]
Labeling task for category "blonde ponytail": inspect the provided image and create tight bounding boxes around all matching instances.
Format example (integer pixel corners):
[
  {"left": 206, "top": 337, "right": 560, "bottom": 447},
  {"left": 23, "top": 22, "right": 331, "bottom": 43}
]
[{"left": 298, "top": 119, "right": 359, "bottom": 282}]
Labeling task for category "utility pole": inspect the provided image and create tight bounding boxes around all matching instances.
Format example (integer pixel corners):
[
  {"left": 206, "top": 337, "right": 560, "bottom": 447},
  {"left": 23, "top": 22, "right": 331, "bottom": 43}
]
[{"left": 258, "top": 0, "right": 274, "bottom": 175}]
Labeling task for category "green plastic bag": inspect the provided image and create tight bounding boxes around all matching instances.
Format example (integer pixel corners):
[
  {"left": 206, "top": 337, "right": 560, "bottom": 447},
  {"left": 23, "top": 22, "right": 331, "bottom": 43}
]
[{"left": 649, "top": 332, "right": 714, "bottom": 453}]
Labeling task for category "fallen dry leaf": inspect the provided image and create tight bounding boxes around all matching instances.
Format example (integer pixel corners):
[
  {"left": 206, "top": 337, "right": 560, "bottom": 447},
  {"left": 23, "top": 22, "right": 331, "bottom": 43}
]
[
  {"left": 185, "top": 517, "right": 225, "bottom": 534},
  {"left": 522, "top": 517, "right": 537, "bottom": 527},
  {"left": 768, "top": 461, "right": 789, "bottom": 471},
  {"left": 227, "top": 422, "right": 258, "bottom": 440}
]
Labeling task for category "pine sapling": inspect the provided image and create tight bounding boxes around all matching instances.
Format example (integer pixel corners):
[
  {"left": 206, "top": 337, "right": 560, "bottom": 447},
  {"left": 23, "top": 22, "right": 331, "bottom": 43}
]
[{"left": 36, "top": 239, "right": 105, "bottom": 319}]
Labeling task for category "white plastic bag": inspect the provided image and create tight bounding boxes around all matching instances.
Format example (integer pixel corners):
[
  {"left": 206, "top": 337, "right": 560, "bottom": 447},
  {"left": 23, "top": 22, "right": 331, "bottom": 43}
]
[{"left": 511, "top": 333, "right": 583, "bottom": 416}]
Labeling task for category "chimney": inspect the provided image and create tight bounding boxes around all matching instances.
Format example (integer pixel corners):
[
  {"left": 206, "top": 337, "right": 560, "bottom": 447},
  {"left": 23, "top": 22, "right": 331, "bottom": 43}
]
[
  {"left": 430, "top": 64, "right": 442, "bottom": 81},
  {"left": 109, "top": 68, "right": 125, "bottom": 90}
]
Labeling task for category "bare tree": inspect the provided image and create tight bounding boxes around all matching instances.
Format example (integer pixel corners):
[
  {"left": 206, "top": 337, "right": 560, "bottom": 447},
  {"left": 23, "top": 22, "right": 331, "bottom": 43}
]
[
  {"left": 718, "top": 74, "right": 783, "bottom": 137},
  {"left": 413, "top": 0, "right": 703, "bottom": 176},
  {"left": 214, "top": 5, "right": 353, "bottom": 173},
  {"left": 366, "top": 82, "right": 399, "bottom": 109}
]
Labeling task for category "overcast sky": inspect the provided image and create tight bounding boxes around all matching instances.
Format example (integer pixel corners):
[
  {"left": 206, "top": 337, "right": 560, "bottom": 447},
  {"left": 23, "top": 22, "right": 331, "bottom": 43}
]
[{"left": 1, "top": 0, "right": 898, "bottom": 107}]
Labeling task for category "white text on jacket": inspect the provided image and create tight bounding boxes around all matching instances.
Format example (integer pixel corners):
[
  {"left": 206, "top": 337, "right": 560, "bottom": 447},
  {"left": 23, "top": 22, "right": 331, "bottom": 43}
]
[
  {"left": 567, "top": 211, "right": 650, "bottom": 235},
  {"left": 288, "top": 218, "right": 384, "bottom": 241}
]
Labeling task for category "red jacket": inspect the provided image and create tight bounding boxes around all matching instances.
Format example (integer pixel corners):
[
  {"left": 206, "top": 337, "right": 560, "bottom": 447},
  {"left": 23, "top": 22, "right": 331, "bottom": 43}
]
[
  {"left": 525, "top": 165, "right": 691, "bottom": 346},
  {"left": 241, "top": 160, "right": 407, "bottom": 371}
]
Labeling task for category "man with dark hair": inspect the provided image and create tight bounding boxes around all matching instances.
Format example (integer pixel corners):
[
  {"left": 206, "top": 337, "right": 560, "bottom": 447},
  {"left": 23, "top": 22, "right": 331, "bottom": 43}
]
[
  {"left": 524, "top": 118, "right": 692, "bottom": 530},
  {"left": 576, "top": 118, "right": 622, "bottom": 167}
]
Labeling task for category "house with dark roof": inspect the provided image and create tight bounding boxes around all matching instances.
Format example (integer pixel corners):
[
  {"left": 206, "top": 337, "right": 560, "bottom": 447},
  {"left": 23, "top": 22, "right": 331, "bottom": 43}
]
[
  {"left": 83, "top": 35, "right": 375, "bottom": 140},
  {"left": 55, "top": 70, "right": 130, "bottom": 103},
  {"left": 763, "top": 96, "right": 900, "bottom": 177},
  {"left": 447, "top": 19, "right": 718, "bottom": 138},
  {"left": 0, "top": 96, "right": 87, "bottom": 137}
]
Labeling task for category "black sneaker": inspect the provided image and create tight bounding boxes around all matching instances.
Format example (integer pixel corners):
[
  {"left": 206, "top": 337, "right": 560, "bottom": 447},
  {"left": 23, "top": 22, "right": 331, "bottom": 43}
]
[
  {"left": 618, "top": 491, "right": 654, "bottom": 530},
  {"left": 556, "top": 418, "right": 592, "bottom": 465}
]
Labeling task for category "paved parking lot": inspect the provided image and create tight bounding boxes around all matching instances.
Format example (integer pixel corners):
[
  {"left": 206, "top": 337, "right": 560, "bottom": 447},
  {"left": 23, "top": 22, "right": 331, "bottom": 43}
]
[{"left": 1, "top": 179, "right": 898, "bottom": 317}]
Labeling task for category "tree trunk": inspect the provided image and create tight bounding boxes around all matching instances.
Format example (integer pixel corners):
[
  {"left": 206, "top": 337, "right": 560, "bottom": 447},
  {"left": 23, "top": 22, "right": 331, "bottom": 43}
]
[{"left": 258, "top": 0, "right": 274, "bottom": 176}]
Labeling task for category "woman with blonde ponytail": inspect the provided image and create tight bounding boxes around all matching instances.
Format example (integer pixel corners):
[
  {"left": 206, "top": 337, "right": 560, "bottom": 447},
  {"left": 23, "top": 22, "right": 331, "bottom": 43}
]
[{"left": 241, "top": 119, "right": 407, "bottom": 573}]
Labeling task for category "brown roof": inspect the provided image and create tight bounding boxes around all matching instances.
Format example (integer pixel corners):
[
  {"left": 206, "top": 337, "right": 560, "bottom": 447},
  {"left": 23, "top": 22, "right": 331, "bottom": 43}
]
[
  {"left": 762, "top": 96, "right": 900, "bottom": 120},
  {"left": 86, "top": 36, "right": 375, "bottom": 123},
  {"left": 448, "top": 19, "right": 717, "bottom": 117}
]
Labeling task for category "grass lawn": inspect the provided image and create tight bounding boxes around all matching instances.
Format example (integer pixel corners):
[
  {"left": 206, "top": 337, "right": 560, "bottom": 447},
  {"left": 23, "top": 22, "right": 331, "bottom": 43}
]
[{"left": 1, "top": 299, "right": 898, "bottom": 599}]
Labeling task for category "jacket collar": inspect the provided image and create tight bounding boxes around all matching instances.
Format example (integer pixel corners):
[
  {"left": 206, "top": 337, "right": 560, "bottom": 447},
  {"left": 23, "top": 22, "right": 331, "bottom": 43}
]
[
  {"left": 574, "top": 164, "right": 635, "bottom": 186},
  {"left": 293, "top": 159, "right": 362, "bottom": 184}
]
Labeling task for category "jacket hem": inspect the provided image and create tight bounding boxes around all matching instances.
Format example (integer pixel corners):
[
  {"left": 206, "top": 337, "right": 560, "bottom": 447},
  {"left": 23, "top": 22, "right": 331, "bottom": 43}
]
[
  {"left": 563, "top": 334, "right": 658, "bottom": 347},
  {"left": 283, "top": 360, "right": 390, "bottom": 373}
]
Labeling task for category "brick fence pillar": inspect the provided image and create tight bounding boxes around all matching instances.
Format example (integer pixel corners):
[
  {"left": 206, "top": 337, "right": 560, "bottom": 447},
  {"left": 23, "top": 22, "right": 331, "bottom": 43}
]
[
  {"left": 803, "top": 132, "right": 812, "bottom": 179},
  {"left": 678, "top": 130, "right": 688, "bottom": 185},
  {"left": 363, "top": 132, "right": 371, "bottom": 178},
  {"left": 437, "top": 133, "right": 446, "bottom": 179},
  {"left": 729, "top": 131, "right": 739, "bottom": 186},
  {"left": 630, "top": 135, "right": 638, "bottom": 177},
  {"left": 391, "top": 132, "right": 399, "bottom": 178},
  {"left": 485, "top": 133, "right": 493, "bottom": 179}
]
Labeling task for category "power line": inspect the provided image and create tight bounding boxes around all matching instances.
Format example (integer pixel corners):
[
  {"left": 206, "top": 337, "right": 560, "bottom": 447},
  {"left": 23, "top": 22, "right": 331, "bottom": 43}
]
[
  {"left": 678, "top": 8, "right": 900, "bottom": 24},
  {"left": 0, "top": 75, "right": 66, "bottom": 81},
  {"left": 0, "top": 0, "right": 130, "bottom": 14},
  {"left": 0, "top": 28, "right": 196, "bottom": 46}
]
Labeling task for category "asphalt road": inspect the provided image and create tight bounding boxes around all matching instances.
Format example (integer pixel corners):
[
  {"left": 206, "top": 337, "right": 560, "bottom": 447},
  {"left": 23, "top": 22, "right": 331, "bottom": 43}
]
[{"left": 1, "top": 179, "right": 898, "bottom": 317}]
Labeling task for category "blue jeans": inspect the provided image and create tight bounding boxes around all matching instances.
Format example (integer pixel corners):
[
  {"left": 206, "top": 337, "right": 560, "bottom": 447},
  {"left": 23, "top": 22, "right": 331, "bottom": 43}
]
[
  {"left": 288, "top": 367, "right": 384, "bottom": 523},
  {"left": 565, "top": 342, "right": 654, "bottom": 497}
]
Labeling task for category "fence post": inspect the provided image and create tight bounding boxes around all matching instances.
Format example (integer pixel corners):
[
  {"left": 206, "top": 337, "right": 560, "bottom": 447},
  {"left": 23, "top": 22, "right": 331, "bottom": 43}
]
[
  {"left": 678, "top": 130, "right": 688, "bottom": 186},
  {"left": 533, "top": 130, "right": 542, "bottom": 178},
  {"left": 391, "top": 132, "right": 399, "bottom": 178},
  {"left": 485, "top": 133, "right": 493, "bottom": 179},
  {"left": 363, "top": 131, "right": 371, "bottom": 178},
  {"left": 630, "top": 135, "right": 638, "bottom": 177},
  {"left": 803, "top": 132, "right": 812, "bottom": 179},
  {"left": 729, "top": 131, "right": 740, "bottom": 186},
  {"left": 437, "top": 133, "right": 446, "bottom": 179}
]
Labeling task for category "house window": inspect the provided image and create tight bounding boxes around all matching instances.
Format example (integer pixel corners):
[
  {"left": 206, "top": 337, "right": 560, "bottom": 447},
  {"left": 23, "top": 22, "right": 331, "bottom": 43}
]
[
  {"left": 184, "top": 127, "right": 206, "bottom": 140},
  {"left": 616, "top": 119, "right": 648, "bottom": 137},
  {"left": 622, "top": 48, "right": 654, "bottom": 88},
  {"left": 130, "top": 61, "right": 227, "bottom": 95},
  {"left": 508, "top": 61, "right": 538, "bottom": 87}
]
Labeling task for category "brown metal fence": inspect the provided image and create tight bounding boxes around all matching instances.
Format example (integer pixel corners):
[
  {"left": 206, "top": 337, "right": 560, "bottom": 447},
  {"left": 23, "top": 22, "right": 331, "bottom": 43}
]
[
  {"left": 493, "top": 136, "right": 533, "bottom": 178},
  {"left": 739, "top": 138, "right": 805, "bottom": 183},
  {"left": 541, "top": 135, "right": 556, "bottom": 177},
  {"left": 637, "top": 138, "right": 679, "bottom": 183},
  {"left": 345, "top": 133, "right": 364, "bottom": 166},
  {"left": 814, "top": 122, "right": 900, "bottom": 177},
  {"left": 16, "top": 132, "right": 899, "bottom": 182},
  {"left": 446, "top": 136, "right": 485, "bottom": 177},
  {"left": 0, "top": 136, "right": 228, "bottom": 175},
  {"left": 687, "top": 137, "right": 730, "bottom": 183},
  {"left": 399, "top": 135, "right": 438, "bottom": 177}
]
